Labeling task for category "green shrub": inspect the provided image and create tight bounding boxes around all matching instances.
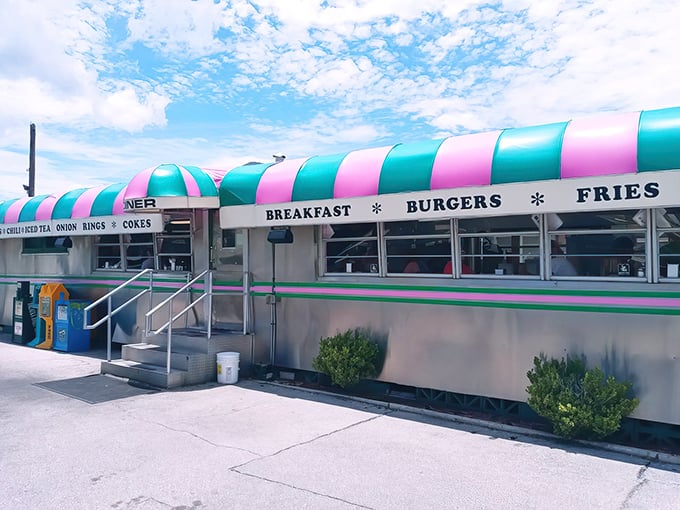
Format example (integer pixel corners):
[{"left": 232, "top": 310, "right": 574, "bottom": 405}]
[
  {"left": 526, "top": 355, "right": 639, "bottom": 440},
  {"left": 312, "top": 329, "right": 380, "bottom": 388}
]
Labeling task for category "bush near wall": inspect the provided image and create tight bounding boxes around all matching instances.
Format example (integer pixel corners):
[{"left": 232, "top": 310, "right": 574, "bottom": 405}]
[
  {"left": 526, "top": 355, "right": 639, "bottom": 440},
  {"left": 312, "top": 329, "right": 380, "bottom": 388}
]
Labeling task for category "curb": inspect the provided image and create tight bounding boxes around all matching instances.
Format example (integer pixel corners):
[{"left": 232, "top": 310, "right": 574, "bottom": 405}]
[{"left": 264, "top": 381, "right": 680, "bottom": 467}]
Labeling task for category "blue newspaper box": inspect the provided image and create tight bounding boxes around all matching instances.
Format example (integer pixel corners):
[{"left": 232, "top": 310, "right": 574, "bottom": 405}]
[{"left": 53, "top": 298, "right": 91, "bottom": 352}]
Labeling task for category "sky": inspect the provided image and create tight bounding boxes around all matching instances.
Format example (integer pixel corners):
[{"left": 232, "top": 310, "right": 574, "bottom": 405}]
[{"left": 1, "top": 0, "right": 679, "bottom": 201}]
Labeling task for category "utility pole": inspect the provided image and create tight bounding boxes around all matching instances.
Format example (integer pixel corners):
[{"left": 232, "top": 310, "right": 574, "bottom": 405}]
[{"left": 24, "top": 123, "right": 36, "bottom": 197}]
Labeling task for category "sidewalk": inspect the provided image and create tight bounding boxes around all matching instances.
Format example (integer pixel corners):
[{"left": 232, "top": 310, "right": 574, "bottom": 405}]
[{"left": 2, "top": 336, "right": 680, "bottom": 509}]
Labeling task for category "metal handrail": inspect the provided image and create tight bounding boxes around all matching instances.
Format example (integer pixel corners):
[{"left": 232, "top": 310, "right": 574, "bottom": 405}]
[
  {"left": 83, "top": 269, "right": 154, "bottom": 362},
  {"left": 144, "top": 270, "right": 213, "bottom": 375}
]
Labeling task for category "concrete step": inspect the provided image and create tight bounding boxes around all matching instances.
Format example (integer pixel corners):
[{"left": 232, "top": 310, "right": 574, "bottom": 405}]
[
  {"left": 122, "top": 343, "right": 204, "bottom": 371},
  {"left": 148, "top": 330, "right": 253, "bottom": 357},
  {"left": 100, "top": 360, "right": 186, "bottom": 389}
]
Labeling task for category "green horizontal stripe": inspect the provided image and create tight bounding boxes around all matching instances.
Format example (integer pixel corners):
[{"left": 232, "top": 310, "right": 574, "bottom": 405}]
[
  {"left": 91, "top": 183, "right": 126, "bottom": 216},
  {"left": 292, "top": 153, "right": 347, "bottom": 201},
  {"left": 378, "top": 139, "right": 444, "bottom": 194},
  {"left": 219, "top": 163, "right": 273, "bottom": 206},
  {"left": 638, "top": 106, "right": 680, "bottom": 171},
  {"left": 19, "top": 195, "right": 51, "bottom": 222},
  {"left": 52, "top": 189, "right": 88, "bottom": 219},
  {"left": 147, "top": 164, "right": 188, "bottom": 197},
  {"left": 491, "top": 122, "right": 567, "bottom": 184}
]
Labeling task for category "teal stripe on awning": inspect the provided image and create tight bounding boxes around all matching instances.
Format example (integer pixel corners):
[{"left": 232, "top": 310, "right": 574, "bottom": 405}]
[
  {"left": 491, "top": 122, "right": 568, "bottom": 184},
  {"left": 18, "top": 195, "right": 50, "bottom": 222},
  {"left": 638, "top": 107, "right": 680, "bottom": 171},
  {"left": 147, "top": 164, "right": 189, "bottom": 197},
  {"left": 91, "top": 183, "right": 126, "bottom": 216},
  {"left": 219, "top": 163, "right": 273, "bottom": 206},
  {"left": 378, "top": 139, "right": 445, "bottom": 194},
  {"left": 52, "top": 189, "right": 88, "bottom": 219},
  {"left": 182, "top": 165, "right": 219, "bottom": 196},
  {"left": 292, "top": 153, "right": 347, "bottom": 201},
  {"left": 0, "top": 199, "right": 19, "bottom": 223}
]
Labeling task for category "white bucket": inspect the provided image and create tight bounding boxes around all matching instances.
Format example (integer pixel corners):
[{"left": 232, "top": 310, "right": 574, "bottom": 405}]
[{"left": 216, "top": 352, "right": 240, "bottom": 384}]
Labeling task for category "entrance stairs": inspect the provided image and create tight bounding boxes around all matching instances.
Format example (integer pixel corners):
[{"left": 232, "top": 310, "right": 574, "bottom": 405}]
[{"left": 100, "top": 327, "right": 252, "bottom": 389}]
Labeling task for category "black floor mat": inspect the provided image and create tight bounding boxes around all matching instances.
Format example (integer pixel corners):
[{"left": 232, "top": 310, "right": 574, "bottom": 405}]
[{"left": 34, "top": 374, "right": 160, "bottom": 404}]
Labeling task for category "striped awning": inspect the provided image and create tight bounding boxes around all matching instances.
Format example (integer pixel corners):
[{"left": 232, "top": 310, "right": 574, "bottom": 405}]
[
  {"left": 218, "top": 106, "right": 680, "bottom": 228},
  {"left": 0, "top": 183, "right": 163, "bottom": 239},
  {"left": 124, "top": 163, "right": 226, "bottom": 211}
]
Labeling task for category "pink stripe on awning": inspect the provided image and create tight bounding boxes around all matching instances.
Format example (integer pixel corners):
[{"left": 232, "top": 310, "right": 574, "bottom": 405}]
[
  {"left": 561, "top": 111, "right": 640, "bottom": 179},
  {"left": 202, "top": 168, "right": 229, "bottom": 188},
  {"left": 430, "top": 131, "right": 501, "bottom": 190},
  {"left": 255, "top": 158, "right": 309, "bottom": 204},
  {"left": 71, "top": 186, "right": 104, "bottom": 219},
  {"left": 112, "top": 186, "right": 126, "bottom": 215},
  {"left": 178, "top": 166, "right": 201, "bottom": 196},
  {"left": 35, "top": 196, "right": 57, "bottom": 221},
  {"left": 125, "top": 166, "right": 156, "bottom": 198},
  {"left": 333, "top": 145, "right": 395, "bottom": 198},
  {"left": 4, "top": 198, "right": 32, "bottom": 223}
]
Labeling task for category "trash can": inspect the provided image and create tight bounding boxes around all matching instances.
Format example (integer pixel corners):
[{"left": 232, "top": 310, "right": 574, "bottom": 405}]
[
  {"left": 53, "top": 298, "right": 91, "bottom": 352},
  {"left": 12, "top": 281, "right": 34, "bottom": 344}
]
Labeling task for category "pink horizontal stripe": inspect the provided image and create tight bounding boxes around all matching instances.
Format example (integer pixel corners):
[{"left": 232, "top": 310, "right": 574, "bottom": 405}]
[
  {"left": 35, "top": 196, "right": 57, "bottom": 221},
  {"left": 125, "top": 166, "right": 156, "bottom": 199},
  {"left": 255, "top": 158, "right": 308, "bottom": 204},
  {"left": 202, "top": 168, "right": 229, "bottom": 188},
  {"left": 430, "top": 131, "right": 501, "bottom": 190},
  {"left": 4, "top": 197, "right": 33, "bottom": 223},
  {"left": 71, "top": 186, "right": 104, "bottom": 218},
  {"left": 253, "top": 285, "right": 680, "bottom": 309},
  {"left": 561, "top": 111, "right": 640, "bottom": 179},
  {"left": 178, "top": 166, "right": 201, "bottom": 196},
  {"left": 333, "top": 145, "right": 395, "bottom": 198}
]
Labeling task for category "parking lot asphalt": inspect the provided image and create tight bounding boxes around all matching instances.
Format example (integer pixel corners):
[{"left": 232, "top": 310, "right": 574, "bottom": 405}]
[{"left": 2, "top": 335, "right": 680, "bottom": 510}]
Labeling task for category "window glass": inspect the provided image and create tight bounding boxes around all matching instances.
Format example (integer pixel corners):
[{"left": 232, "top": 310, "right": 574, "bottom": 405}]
[
  {"left": 658, "top": 207, "right": 680, "bottom": 279},
  {"left": 22, "top": 237, "right": 69, "bottom": 255},
  {"left": 96, "top": 235, "right": 121, "bottom": 269},
  {"left": 322, "top": 223, "right": 378, "bottom": 274},
  {"left": 157, "top": 213, "right": 193, "bottom": 271},
  {"left": 548, "top": 210, "right": 646, "bottom": 278},
  {"left": 384, "top": 220, "right": 451, "bottom": 274},
  {"left": 458, "top": 215, "right": 540, "bottom": 276}
]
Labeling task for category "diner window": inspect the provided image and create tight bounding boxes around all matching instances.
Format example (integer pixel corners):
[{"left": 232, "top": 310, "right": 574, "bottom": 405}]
[
  {"left": 124, "top": 233, "right": 155, "bottom": 270},
  {"left": 322, "top": 223, "right": 378, "bottom": 274},
  {"left": 384, "top": 220, "right": 451, "bottom": 275},
  {"left": 96, "top": 235, "right": 122, "bottom": 269},
  {"left": 23, "top": 237, "right": 69, "bottom": 255},
  {"left": 657, "top": 207, "right": 680, "bottom": 280},
  {"left": 458, "top": 215, "right": 540, "bottom": 277},
  {"left": 547, "top": 209, "right": 646, "bottom": 279},
  {"left": 157, "top": 213, "right": 193, "bottom": 272}
]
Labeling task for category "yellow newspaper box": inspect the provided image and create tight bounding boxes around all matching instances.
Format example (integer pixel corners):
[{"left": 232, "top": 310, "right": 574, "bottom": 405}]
[{"left": 35, "top": 283, "right": 69, "bottom": 350}]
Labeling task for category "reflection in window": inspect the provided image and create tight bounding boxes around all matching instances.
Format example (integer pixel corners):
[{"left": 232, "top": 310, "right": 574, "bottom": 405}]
[
  {"left": 384, "top": 220, "right": 451, "bottom": 274},
  {"left": 548, "top": 210, "right": 646, "bottom": 278},
  {"left": 157, "top": 212, "right": 193, "bottom": 271},
  {"left": 657, "top": 207, "right": 680, "bottom": 279},
  {"left": 96, "top": 235, "right": 122, "bottom": 269},
  {"left": 458, "top": 215, "right": 540, "bottom": 277},
  {"left": 322, "top": 223, "right": 378, "bottom": 274}
]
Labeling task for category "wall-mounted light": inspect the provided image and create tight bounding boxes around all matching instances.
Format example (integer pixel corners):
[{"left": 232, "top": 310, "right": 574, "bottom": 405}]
[{"left": 267, "top": 227, "right": 293, "bottom": 244}]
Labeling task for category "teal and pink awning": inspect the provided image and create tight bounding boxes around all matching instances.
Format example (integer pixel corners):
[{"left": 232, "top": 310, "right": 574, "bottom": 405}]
[
  {"left": 0, "top": 182, "right": 127, "bottom": 225},
  {"left": 218, "top": 106, "right": 680, "bottom": 228},
  {"left": 124, "top": 163, "right": 225, "bottom": 210},
  {"left": 219, "top": 106, "right": 680, "bottom": 208}
]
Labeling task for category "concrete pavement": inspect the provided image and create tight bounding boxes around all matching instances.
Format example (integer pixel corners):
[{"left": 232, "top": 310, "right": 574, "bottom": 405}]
[{"left": 2, "top": 336, "right": 680, "bottom": 510}]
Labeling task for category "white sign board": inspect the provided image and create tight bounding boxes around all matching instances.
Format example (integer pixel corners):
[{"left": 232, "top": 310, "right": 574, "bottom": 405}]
[
  {"left": 219, "top": 170, "right": 680, "bottom": 228},
  {"left": 0, "top": 213, "right": 164, "bottom": 239}
]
